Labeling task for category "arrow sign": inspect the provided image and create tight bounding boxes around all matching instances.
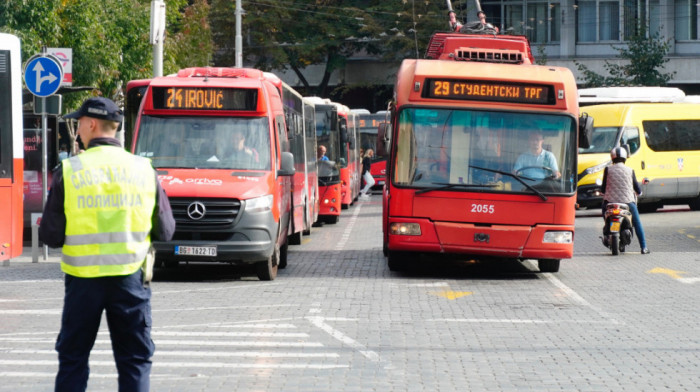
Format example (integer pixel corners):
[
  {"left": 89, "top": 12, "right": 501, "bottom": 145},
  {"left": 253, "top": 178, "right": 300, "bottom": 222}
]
[{"left": 24, "top": 54, "right": 63, "bottom": 97}]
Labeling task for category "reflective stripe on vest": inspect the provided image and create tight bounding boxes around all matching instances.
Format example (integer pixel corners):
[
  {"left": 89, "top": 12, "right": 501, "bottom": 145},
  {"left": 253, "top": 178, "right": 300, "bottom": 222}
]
[{"left": 61, "top": 145, "right": 157, "bottom": 277}]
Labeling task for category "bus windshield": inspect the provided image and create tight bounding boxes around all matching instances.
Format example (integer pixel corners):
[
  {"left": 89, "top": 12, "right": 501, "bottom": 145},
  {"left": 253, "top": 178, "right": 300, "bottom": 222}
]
[
  {"left": 135, "top": 115, "right": 271, "bottom": 170},
  {"left": 578, "top": 127, "right": 619, "bottom": 154},
  {"left": 393, "top": 108, "right": 577, "bottom": 194},
  {"left": 315, "top": 107, "right": 341, "bottom": 177}
]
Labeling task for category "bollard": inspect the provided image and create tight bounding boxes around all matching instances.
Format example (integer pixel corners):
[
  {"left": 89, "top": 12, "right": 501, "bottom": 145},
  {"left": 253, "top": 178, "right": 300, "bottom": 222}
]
[{"left": 31, "top": 213, "right": 43, "bottom": 263}]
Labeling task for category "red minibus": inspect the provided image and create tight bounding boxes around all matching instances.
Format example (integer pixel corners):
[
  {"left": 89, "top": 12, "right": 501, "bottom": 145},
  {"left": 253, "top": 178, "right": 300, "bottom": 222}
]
[
  {"left": 129, "top": 67, "right": 296, "bottom": 280},
  {"left": 353, "top": 109, "right": 389, "bottom": 191},
  {"left": 383, "top": 32, "right": 591, "bottom": 273},
  {"left": 336, "top": 104, "right": 361, "bottom": 208},
  {"left": 306, "top": 97, "right": 342, "bottom": 224},
  {"left": 0, "top": 33, "right": 24, "bottom": 260}
]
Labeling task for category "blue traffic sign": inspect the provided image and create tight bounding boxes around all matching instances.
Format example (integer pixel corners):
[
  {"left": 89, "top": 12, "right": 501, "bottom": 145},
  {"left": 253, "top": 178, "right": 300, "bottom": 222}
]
[{"left": 24, "top": 55, "right": 63, "bottom": 97}]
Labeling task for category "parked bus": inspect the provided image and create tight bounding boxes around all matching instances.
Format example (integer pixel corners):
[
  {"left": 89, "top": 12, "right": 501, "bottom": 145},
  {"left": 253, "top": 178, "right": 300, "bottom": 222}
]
[
  {"left": 352, "top": 109, "right": 389, "bottom": 191},
  {"left": 0, "top": 33, "right": 24, "bottom": 260},
  {"left": 263, "top": 73, "right": 319, "bottom": 244},
  {"left": 129, "top": 67, "right": 296, "bottom": 280},
  {"left": 306, "top": 97, "right": 342, "bottom": 224},
  {"left": 336, "top": 103, "right": 361, "bottom": 208},
  {"left": 577, "top": 102, "right": 700, "bottom": 211},
  {"left": 383, "top": 32, "right": 591, "bottom": 273}
]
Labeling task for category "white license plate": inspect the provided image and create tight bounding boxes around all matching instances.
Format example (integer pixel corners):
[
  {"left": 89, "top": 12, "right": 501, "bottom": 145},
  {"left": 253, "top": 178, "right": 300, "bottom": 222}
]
[{"left": 175, "top": 246, "right": 217, "bottom": 256}]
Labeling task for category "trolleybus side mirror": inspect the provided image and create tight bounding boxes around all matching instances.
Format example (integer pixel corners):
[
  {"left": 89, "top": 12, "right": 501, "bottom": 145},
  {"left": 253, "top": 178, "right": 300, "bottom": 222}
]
[
  {"left": 277, "top": 152, "right": 295, "bottom": 176},
  {"left": 377, "top": 122, "right": 389, "bottom": 155},
  {"left": 340, "top": 123, "right": 348, "bottom": 144},
  {"left": 579, "top": 113, "right": 594, "bottom": 149}
]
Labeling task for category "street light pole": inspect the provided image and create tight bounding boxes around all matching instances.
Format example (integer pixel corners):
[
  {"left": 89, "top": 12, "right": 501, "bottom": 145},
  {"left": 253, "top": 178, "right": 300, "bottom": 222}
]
[
  {"left": 150, "top": 0, "right": 166, "bottom": 77},
  {"left": 235, "top": 0, "right": 243, "bottom": 68}
]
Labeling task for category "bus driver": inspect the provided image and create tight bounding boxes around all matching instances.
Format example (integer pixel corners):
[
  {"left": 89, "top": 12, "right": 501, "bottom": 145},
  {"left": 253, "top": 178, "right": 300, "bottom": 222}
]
[{"left": 513, "top": 130, "right": 561, "bottom": 180}]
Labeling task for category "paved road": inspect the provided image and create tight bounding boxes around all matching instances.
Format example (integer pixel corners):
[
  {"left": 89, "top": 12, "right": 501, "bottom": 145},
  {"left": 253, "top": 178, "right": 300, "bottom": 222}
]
[{"left": 1, "top": 196, "right": 698, "bottom": 391}]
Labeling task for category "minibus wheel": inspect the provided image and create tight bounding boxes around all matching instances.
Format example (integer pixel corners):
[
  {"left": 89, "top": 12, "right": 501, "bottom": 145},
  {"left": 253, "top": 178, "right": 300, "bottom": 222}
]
[
  {"left": 537, "top": 259, "right": 560, "bottom": 273},
  {"left": 256, "top": 247, "right": 279, "bottom": 281},
  {"left": 278, "top": 243, "right": 288, "bottom": 269}
]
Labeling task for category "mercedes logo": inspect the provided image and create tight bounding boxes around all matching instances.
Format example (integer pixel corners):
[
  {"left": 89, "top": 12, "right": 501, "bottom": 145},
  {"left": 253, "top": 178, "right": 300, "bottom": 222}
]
[{"left": 187, "top": 201, "right": 206, "bottom": 220}]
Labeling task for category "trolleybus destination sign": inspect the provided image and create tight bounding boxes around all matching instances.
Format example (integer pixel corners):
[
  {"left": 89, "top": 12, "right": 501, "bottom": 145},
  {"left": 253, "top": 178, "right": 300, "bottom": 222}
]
[
  {"left": 151, "top": 87, "right": 258, "bottom": 111},
  {"left": 425, "top": 79, "right": 554, "bottom": 105}
]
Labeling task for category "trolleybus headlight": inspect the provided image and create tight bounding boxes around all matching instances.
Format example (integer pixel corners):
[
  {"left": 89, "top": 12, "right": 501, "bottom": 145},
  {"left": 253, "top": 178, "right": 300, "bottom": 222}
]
[
  {"left": 245, "top": 195, "right": 274, "bottom": 213},
  {"left": 389, "top": 223, "right": 421, "bottom": 236},
  {"left": 543, "top": 231, "right": 573, "bottom": 243}
]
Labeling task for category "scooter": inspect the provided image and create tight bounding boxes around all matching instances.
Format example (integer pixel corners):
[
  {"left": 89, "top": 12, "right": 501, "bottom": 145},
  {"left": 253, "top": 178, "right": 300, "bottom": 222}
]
[{"left": 601, "top": 202, "right": 634, "bottom": 255}]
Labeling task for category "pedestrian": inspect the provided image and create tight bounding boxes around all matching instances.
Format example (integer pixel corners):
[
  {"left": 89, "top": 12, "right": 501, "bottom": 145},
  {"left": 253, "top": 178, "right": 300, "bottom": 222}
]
[
  {"left": 359, "top": 148, "right": 375, "bottom": 199},
  {"left": 39, "top": 96, "right": 176, "bottom": 392},
  {"left": 601, "top": 146, "right": 650, "bottom": 254}
]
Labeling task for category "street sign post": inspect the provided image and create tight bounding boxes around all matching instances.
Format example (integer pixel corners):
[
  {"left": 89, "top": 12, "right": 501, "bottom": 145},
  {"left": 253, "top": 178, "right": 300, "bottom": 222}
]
[{"left": 24, "top": 53, "right": 64, "bottom": 261}]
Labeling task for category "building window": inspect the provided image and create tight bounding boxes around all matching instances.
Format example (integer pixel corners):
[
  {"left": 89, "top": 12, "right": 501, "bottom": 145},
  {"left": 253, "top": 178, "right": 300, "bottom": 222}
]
[
  {"left": 675, "top": 0, "right": 698, "bottom": 40},
  {"left": 576, "top": 0, "right": 620, "bottom": 42},
  {"left": 483, "top": 1, "right": 560, "bottom": 43}
]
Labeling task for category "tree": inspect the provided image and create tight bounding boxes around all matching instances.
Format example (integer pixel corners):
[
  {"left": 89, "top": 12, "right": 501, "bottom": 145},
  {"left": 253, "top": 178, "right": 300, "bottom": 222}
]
[
  {"left": 576, "top": 27, "right": 675, "bottom": 87},
  {"left": 210, "top": 0, "right": 450, "bottom": 97}
]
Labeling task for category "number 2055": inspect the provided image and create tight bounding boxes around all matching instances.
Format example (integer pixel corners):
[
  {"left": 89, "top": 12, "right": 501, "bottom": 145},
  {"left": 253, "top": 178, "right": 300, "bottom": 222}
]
[{"left": 471, "top": 204, "right": 495, "bottom": 214}]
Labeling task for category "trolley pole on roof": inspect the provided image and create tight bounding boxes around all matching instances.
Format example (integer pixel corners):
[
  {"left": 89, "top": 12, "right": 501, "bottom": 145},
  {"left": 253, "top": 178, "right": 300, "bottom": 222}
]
[{"left": 235, "top": 0, "right": 243, "bottom": 68}]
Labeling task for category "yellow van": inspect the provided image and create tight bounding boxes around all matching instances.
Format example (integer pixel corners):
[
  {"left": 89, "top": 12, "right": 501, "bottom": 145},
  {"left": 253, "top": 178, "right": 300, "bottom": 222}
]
[{"left": 577, "top": 103, "right": 700, "bottom": 211}]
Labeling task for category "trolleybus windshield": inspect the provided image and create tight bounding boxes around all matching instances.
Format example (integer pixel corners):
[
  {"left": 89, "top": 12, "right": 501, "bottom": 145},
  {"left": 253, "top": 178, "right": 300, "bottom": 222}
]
[
  {"left": 315, "top": 107, "right": 341, "bottom": 178},
  {"left": 134, "top": 116, "right": 271, "bottom": 170},
  {"left": 393, "top": 108, "right": 577, "bottom": 194}
]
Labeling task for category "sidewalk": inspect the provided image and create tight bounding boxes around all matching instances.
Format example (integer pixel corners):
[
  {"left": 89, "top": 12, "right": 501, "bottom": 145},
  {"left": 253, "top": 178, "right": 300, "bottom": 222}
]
[{"left": 3, "top": 246, "right": 62, "bottom": 266}]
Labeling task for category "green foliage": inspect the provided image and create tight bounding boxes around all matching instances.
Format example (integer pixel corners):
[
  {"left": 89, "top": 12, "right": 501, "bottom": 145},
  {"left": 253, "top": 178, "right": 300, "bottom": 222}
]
[
  {"left": 0, "top": 0, "right": 212, "bottom": 112},
  {"left": 210, "top": 0, "right": 450, "bottom": 96},
  {"left": 576, "top": 27, "right": 675, "bottom": 88}
]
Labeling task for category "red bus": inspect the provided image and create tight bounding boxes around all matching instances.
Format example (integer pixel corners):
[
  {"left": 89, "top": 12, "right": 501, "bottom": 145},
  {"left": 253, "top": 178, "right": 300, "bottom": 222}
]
[
  {"left": 306, "top": 97, "right": 342, "bottom": 224},
  {"left": 0, "top": 33, "right": 23, "bottom": 260},
  {"left": 336, "top": 104, "right": 361, "bottom": 208},
  {"left": 129, "top": 67, "right": 297, "bottom": 280},
  {"left": 353, "top": 109, "right": 389, "bottom": 191},
  {"left": 263, "top": 73, "right": 319, "bottom": 244},
  {"left": 383, "top": 32, "right": 591, "bottom": 273}
]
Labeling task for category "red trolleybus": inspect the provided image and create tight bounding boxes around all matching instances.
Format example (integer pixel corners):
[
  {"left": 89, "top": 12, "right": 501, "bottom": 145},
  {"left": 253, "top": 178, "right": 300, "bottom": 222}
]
[
  {"left": 307, "top": 97, "right": 342, "bottom": 224},
  {"left": 353, "top": 109, "right": 389, "bottom": 191},
  {"left": 130, "top": 67, "right": 296, "bottom": 280},
  {"left": 263, "top": 73, "right": 318, "bottom": 244},
  {"left": 383, "top": 32, "right": 591, "bottom": 273},
  {"left": 336, "top": 104, "right": 361, "bottom": 208},
  {"left": 0, "top": 33, "right": 23, "bottom": 260}
]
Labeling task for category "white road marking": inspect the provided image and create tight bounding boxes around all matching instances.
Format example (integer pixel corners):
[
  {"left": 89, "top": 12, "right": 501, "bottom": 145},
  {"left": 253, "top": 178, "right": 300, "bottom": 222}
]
[
  {"left": 0, "top": 349, "right": 339, "bottom": 358},
  {"left": 153, "top": 331, "right": 309, "bottom": 338},
  {"left": 307, "top": 316, "right": 385, "bottom": 365},
  {"left": 0, "top": 360, "right": 346, "bottom": 370}
]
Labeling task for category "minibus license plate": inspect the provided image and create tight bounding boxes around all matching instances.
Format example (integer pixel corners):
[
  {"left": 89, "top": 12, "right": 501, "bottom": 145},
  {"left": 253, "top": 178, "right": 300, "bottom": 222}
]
[
  {"left": 609, "top": 221, "right": 621, "bottom": 232},
  {"left": 175, "top": 246, "right": 217, "bottom": 256}
]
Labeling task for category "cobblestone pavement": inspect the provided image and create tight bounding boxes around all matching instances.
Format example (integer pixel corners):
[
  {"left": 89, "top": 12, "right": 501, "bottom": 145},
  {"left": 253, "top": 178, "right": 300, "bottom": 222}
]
[{"left": 1, "top": 197, "right": 698, "bottom": 391}]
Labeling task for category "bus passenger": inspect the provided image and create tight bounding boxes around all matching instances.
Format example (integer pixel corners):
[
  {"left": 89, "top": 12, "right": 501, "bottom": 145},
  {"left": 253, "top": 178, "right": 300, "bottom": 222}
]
[
  {"left": 470, "top": 126, "right": 502, "bottom": 183},
  {"left": 229, "top": 128, "right": 258, "bottom": 164},
  {"left": 513, "top": 130, "right": 561, "bottom": 180}
]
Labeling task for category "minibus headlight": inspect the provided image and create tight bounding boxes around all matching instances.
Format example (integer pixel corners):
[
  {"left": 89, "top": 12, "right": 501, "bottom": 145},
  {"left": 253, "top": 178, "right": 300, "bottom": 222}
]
[
  {"left": 583, "top": 160, "right": 611, "bottom": 176},
  {"left": 390, "top": 223, "right": 421, "bottom": 236},
  {"left": 245, "top": 195, "right": 274, "bottom": 213},
  {"left": 543, "top": 231, "right": 573, "bottom": 243}
]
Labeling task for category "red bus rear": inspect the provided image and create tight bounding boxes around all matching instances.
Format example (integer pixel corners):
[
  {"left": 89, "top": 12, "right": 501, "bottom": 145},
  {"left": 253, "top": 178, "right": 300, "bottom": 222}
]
[
  {"left": 0, "top": 34, "right": 23, "bottom": 260},
  {"left": 383, "top": 33, "right": 588, "bottom": 273},
  {"left": 129, "top": 67, "right": 296, "bottom": 280}
]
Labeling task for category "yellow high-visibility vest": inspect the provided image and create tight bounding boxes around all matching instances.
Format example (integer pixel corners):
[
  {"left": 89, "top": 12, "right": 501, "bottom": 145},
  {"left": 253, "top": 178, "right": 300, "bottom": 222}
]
[{"left": 61, "top": 145, "right": 157, "bottom": 278}]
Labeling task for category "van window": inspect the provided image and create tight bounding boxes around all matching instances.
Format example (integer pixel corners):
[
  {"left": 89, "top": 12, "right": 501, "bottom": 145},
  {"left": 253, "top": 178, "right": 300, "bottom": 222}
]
[
  {"left": 621, "top": 126, "right": 640, "bottom": 154},
  {"left": 644, "top": 120, "right": 700, "bottom": 151}
]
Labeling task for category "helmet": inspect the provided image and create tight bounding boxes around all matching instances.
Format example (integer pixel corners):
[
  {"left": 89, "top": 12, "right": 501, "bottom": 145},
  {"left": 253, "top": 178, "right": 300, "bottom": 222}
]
[{"left": 610, "top": 146, "right": 627, "bottom": 160}]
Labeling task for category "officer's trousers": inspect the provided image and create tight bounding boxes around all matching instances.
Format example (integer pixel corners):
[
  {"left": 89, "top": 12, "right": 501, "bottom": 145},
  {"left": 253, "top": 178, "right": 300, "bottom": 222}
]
[{"left": 55, "top": 270, "right": 154, "bottom": 392}]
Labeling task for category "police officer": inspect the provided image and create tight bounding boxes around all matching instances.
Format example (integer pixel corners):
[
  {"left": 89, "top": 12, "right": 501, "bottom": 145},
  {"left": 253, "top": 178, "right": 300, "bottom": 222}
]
[
  {"left": 39, "top": 97, "right": 176, "bottom": 391},
  {"left": 601, "top": 146, "right": 650, "bottom": 254}
]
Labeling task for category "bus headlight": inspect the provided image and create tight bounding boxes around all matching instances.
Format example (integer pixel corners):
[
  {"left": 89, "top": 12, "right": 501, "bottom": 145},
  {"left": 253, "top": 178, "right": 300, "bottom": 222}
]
[
  {"left": 390, "top": 223, "right": 421, "bottom": 236},
  {"left": 245, "top": 195, "right": 273, "bottom": 213},
  {"left": 543, "top": 231, "right": 573, "bottom": 243}
]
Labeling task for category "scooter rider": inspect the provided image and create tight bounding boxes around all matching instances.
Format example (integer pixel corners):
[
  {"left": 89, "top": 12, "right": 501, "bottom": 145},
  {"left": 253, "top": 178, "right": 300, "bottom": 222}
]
[{"left": 601, "top": 147, "right": 650, "bottom": 254}]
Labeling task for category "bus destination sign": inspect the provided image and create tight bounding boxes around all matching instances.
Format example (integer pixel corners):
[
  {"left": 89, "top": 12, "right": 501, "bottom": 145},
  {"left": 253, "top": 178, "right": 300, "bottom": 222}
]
[
  {"left": 425, "top": 79, "right": 554, "bottom": 105},
  {"left": 151, "top": 87, "right": 258, "bottom": 111}
]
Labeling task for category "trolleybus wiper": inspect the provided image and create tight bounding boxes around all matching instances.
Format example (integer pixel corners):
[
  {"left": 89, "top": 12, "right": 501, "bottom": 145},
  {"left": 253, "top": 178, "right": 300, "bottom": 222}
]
[
  {"left": 469, "top": 165, "right": 548, "bottom": 201},
  {"left": 415, "top": 182, "right": 498, "bottom": 195}
]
